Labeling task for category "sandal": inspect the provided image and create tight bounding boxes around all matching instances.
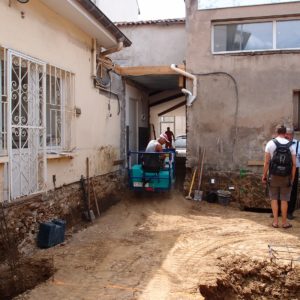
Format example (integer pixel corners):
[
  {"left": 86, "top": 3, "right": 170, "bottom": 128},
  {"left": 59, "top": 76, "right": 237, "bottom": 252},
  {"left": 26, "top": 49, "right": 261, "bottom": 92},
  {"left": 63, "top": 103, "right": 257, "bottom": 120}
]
[
  {"left": 272, "top": 223, "right": 279, "bottom": 228},
  {"left": 282, "top": 223, "right": 292, "bottom": 229}
]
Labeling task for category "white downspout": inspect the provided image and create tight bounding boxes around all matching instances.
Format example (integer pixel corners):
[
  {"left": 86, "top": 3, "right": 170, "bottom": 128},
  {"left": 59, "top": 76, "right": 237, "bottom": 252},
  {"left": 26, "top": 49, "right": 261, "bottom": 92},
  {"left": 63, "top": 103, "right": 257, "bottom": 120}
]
[
  {"left": 92, "top": 38, "right": 97, "bottom": 77},
  {"left": 170, "top": 64, "right": 197, "bottom": 106},
  {"left": 100, "top": 41, "right": 124, "bottom": 57}
]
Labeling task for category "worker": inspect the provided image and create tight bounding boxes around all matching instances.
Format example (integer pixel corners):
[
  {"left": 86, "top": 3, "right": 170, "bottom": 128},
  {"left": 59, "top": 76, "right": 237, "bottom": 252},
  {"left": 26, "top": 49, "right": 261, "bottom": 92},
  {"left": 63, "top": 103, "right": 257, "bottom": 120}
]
[
  {"left": 285, "top": 127, "right": 299, "bottom": 220},
  {"left": 165, "top": 127, "right": 175, "bottom": 149},
  {"left": 143, "top": 133, "right": 170, "bottom": 171},
  {"left": 262, "top": 124, "right": 296, "bottom": 229},
  {"left": 145, "top": 133, "right": 170, "bottom": 153}
]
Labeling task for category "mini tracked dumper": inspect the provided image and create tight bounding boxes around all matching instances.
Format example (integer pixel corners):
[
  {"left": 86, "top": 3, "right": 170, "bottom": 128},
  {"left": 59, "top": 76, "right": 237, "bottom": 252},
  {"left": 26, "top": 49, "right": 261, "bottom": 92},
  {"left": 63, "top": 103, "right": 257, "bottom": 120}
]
[{"left": 128, "top": 149, "right": 175, "bottom": 192}]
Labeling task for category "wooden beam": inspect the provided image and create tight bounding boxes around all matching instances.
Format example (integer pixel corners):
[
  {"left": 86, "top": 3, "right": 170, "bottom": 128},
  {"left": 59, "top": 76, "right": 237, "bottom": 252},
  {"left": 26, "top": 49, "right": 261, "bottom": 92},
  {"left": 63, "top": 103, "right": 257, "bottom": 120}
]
[
  {"left": 114, "top": 64, "right": 185, "bottom": 76},
  {"left": 113, "top": 159, "right": 124, "bottom": 166},
  {"left": 158, "top": 101, "right": 186, "bottom": 116},
  {"left": 125, "top": 78, "right": 151, "bottom": 94},
  {"left": 178, "top": 75, "right": 185, "bottom": 88},
  {"left": 150, "top": 93, "right": 184, "bottom": 107}
]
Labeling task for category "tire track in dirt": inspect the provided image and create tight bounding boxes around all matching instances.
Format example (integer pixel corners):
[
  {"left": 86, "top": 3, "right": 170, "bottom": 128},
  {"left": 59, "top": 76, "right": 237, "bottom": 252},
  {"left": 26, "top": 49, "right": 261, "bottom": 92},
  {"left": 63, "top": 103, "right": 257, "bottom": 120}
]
[{"left": 16, "top": 192, "right": 300, "bottom": 300}]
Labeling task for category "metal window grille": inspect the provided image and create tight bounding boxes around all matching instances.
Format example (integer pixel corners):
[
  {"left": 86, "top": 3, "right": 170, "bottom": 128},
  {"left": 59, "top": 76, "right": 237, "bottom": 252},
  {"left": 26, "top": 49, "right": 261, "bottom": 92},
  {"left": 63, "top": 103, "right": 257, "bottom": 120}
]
[
  {"left": 0, "top": 46, "right": 75, "bottom": 202},
  {"left": 46, "top": 65, "right": 75, "bottom": 152},
  {"left": 0, "top": 47, "right": 7, "bottom": 156}
]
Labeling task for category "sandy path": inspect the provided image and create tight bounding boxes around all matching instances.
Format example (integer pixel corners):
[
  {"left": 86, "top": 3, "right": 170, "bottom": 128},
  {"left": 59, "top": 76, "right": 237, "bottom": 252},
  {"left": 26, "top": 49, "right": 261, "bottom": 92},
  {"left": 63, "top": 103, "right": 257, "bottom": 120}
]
[{"left": 18, "top": 191, "right": 300, "bottom": 300}]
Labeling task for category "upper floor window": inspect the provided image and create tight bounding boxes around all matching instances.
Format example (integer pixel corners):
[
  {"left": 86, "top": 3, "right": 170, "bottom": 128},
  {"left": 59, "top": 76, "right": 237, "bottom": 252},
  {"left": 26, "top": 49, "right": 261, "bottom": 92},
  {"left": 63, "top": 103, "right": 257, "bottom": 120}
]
[
  {"left": 277, "top": 20, "right": 300, "bottom": 49},
  {"left": 199, "top": 0, "right": 300, "bottom": 10},
  {"left": 213, "top": 19, "right": 300, "bottom": 53}
]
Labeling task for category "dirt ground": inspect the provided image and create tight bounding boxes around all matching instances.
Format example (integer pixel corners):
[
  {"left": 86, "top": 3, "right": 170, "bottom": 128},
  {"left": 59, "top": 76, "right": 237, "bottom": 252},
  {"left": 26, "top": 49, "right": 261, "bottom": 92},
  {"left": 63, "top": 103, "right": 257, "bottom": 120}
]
[{"left": 15, "top": 191, "right": 300, "bottom": 300}]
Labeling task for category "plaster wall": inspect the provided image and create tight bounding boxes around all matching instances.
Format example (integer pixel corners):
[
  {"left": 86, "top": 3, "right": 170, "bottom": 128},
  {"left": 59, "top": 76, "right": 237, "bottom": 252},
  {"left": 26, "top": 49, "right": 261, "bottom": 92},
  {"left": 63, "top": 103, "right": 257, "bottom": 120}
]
[
  {"left": 185, "top": 0, "right": 300, "bottom": 170},
  {"left": 112, "top": 23, "right": 186, "bottom": 66},
  {"left": 125, "top": 83, "right": 149, "bottom": 154},
  {"left": 0, "top": 0, "right": 123, "bottom": 199},
  {"left": 125, "top": 84, "right": 148, "bottom": 128}
]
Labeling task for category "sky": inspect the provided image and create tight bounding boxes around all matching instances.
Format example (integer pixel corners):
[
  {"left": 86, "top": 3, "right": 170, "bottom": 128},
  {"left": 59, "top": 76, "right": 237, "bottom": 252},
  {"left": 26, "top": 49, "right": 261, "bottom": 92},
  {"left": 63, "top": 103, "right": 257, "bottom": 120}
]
[{"left": 137, "top": 0, "right": 185, "bottom": 20}]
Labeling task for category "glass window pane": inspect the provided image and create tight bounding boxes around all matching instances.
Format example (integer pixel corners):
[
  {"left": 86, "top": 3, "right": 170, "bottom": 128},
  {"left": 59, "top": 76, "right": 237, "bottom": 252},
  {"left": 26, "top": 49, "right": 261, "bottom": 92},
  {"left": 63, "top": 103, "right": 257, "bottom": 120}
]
[
  {"left": 242, "top": 22, "right": 273, "bottom": 50},
  {"left": 199, "top": 0, "right": 300, "bottom": 10},
  {"left": 214, "top": 24, "right": 242, "bottom": 52},
  {"left": 214, "top": 22, "right": 272, "bottom": 52},
  {"left": 277, "top": 20, "right": 300, "bottom": 49}
]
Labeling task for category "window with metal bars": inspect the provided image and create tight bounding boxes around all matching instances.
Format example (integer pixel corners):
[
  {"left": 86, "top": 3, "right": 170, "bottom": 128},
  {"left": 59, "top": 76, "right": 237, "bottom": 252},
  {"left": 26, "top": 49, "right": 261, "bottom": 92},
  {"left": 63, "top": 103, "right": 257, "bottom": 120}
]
[
  {"left": 46, "top": 65, "right": 75, "bottom": 152},
  {"left": 0, "top": 48, "right": 7, "bottom": 156},
  {"left": 0, "top": 46, "right": 75, "bottom": 154}
]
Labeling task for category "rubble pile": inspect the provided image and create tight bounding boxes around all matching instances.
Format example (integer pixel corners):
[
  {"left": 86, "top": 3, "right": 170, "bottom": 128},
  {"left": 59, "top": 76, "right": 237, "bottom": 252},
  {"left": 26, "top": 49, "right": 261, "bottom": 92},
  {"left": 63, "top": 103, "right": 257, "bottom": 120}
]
[
  {"left": 199, "top": 255, "right": 300, "bottom": 300},
  {"left": 185, "top": 169, "right": 269, "bottom": 208}
]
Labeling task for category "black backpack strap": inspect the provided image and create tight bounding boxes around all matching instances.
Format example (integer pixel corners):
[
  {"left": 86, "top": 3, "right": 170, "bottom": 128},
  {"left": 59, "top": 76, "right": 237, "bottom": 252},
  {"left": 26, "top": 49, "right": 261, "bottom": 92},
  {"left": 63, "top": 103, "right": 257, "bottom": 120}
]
[
  {"left": 272, "top": 139, "right": 292, "bottom": 148},
  {"left": 272, "top": 139, "right": 280, "bottom": 147},
  {"left": 296, "top": 140, "right": 299, "bottom": 154}
]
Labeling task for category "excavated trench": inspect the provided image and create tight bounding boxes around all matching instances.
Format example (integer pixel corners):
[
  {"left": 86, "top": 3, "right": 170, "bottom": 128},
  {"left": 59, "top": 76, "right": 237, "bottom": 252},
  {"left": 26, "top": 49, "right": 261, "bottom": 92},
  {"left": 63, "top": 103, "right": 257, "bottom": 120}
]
[
  {"left": 199, "top": 255, "right": 300, "bottom": 300},
  {"left": 0, "top": 258, "right": 55, "bottom": 300}
]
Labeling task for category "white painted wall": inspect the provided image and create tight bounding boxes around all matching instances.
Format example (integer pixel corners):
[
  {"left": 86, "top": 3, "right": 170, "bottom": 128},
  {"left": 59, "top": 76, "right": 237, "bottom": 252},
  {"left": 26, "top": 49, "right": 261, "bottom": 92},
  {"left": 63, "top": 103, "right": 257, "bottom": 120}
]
[
  {"left": 112, "top": 23, "right": 186, "bottom": 67},
  {"left": 125, "top": 84, "right": 148, "bottom": 154},
  {"left": 0, "top": 0, "right": 123, "bottom": 199},
  {"left": 96, "top": 0, "right": 139, "bottom": 22}
]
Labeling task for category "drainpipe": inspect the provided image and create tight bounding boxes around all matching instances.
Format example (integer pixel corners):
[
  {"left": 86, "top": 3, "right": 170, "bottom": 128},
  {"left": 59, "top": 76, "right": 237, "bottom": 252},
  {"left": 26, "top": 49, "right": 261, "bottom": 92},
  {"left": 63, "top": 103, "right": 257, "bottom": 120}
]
[
  {"left": 170, "top": 64, "right": 197, "bottom": 106},
  {"left": 92, "top": 39, "right": 97, "bottom": 78},
  {"left": 100, "top": 41, "right": 124, "bottom": 57}
]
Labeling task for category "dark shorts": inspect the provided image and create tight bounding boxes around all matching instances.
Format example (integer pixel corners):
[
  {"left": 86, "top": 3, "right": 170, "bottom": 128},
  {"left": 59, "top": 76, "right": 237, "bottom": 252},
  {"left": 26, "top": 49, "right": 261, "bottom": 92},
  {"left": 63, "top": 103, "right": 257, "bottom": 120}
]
[{"left": 268, "top": 175, "right": 291, "bottom": 201}]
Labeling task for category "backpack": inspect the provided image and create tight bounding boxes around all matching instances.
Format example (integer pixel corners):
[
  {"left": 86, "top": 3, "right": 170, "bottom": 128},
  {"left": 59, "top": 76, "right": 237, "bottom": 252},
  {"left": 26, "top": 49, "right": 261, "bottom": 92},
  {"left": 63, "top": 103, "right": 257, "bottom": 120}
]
[{"left": 269, "top": 139, "right": 293, "bottom": 177}]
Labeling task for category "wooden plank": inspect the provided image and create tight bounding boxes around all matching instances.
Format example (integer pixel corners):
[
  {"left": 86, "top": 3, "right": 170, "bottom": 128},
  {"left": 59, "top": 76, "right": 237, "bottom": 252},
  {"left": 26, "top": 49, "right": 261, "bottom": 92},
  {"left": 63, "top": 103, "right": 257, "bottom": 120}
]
[
  {"left": 247, "top": 160, "right": 264, "bottom": 166},
  {"left": 178, "top": 75, "right": 185, "bottom": 88},
  {"left": 150, "top": 93, "right": 184, "bottom": 107},
  {"left": 113, "top": 159, "right": 124, "bottom": 166},
  {"left": 115, "top": 64, "right": 185, "bottom": 76},
  {"left": 158, "top": 101, "right": 186, "bottom": 116}
]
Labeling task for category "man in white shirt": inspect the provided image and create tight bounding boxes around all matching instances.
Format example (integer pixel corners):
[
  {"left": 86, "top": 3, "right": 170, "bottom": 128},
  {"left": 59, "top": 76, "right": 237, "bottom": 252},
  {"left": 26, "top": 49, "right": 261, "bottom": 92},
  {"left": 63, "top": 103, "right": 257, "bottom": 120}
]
[
  {"left": 145, "top": 133, "right": 169, "bottom": 153},
  {"left": 285, "top": 128, "right": 299, "bottom": 220},
  {"left": 262, "top": 125, "right": 296, "bottom": 229},
  {"left": 143, "top": 133, "right": 170, "bottom": 172}
]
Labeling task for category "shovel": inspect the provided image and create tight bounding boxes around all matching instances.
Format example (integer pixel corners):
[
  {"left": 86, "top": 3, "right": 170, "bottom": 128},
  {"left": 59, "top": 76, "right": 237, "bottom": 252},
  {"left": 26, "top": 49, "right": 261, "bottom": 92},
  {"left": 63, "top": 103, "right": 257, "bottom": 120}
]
[
  {"left": 194, "top": 148, "right": 205, "bottom": 201},
  {"left": 186, "top": 168, "right": 197, "bottom": 200}
]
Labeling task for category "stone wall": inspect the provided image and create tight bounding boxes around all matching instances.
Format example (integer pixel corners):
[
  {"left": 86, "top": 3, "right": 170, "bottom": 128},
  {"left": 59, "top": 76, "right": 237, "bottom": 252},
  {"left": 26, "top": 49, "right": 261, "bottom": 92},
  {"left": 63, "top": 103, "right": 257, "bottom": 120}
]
[{"left": 1, "top": 171, "right": 124, "bottom": 257}]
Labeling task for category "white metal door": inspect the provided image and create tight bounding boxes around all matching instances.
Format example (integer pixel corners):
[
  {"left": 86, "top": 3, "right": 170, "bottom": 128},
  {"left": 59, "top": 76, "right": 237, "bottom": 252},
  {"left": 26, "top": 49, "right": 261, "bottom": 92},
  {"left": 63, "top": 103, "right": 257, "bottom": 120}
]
[{"left": 7, "top": 50, "right": 46, "bottom": 199}]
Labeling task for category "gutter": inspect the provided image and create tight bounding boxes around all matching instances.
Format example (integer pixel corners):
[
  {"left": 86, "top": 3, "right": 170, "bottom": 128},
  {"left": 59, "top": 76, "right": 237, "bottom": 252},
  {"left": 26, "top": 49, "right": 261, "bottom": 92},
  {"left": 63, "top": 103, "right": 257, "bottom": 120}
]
[
  {"left": 170, "top": 64, "right": 197, "bottom": 106},
  {"left": 75, "top": 0, "right": 132, "bottom": 47},
  {"left": 100, "top": 41, "right": 124, "bottom": 56}
]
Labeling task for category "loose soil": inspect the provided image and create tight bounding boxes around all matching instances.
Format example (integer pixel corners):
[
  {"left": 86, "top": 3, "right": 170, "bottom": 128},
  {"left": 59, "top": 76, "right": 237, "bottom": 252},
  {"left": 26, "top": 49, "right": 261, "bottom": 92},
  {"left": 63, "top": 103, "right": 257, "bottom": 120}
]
[
  {"left": 0, "top": 258, "right": 54, "bottom": 299},
  {"left": 12, "top": 191, "right": 300, "bottom": 299}
]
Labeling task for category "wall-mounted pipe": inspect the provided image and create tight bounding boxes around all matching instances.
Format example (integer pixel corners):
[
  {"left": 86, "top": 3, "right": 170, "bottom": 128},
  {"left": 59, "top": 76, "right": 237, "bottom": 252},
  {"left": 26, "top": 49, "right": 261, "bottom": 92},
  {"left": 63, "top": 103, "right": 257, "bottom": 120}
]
[
  {"left": 100, "top": 41, "right": 123, "bottom": 57},
  {"left": 92, "top": 38, "right": 97, "bottom": 78},
  {"left": 170, "top": 64, "right": 197, "bottom": 106}
]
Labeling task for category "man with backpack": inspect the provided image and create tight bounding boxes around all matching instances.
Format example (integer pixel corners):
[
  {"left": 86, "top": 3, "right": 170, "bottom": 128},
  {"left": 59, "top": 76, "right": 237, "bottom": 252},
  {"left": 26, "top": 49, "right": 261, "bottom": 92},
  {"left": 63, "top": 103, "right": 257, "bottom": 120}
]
[
  {"left": 262, "top": 124, "right": 296, "bottom": 229},
  {"left": 285, "top": 127, "right": 299, "bottom": 220}
]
